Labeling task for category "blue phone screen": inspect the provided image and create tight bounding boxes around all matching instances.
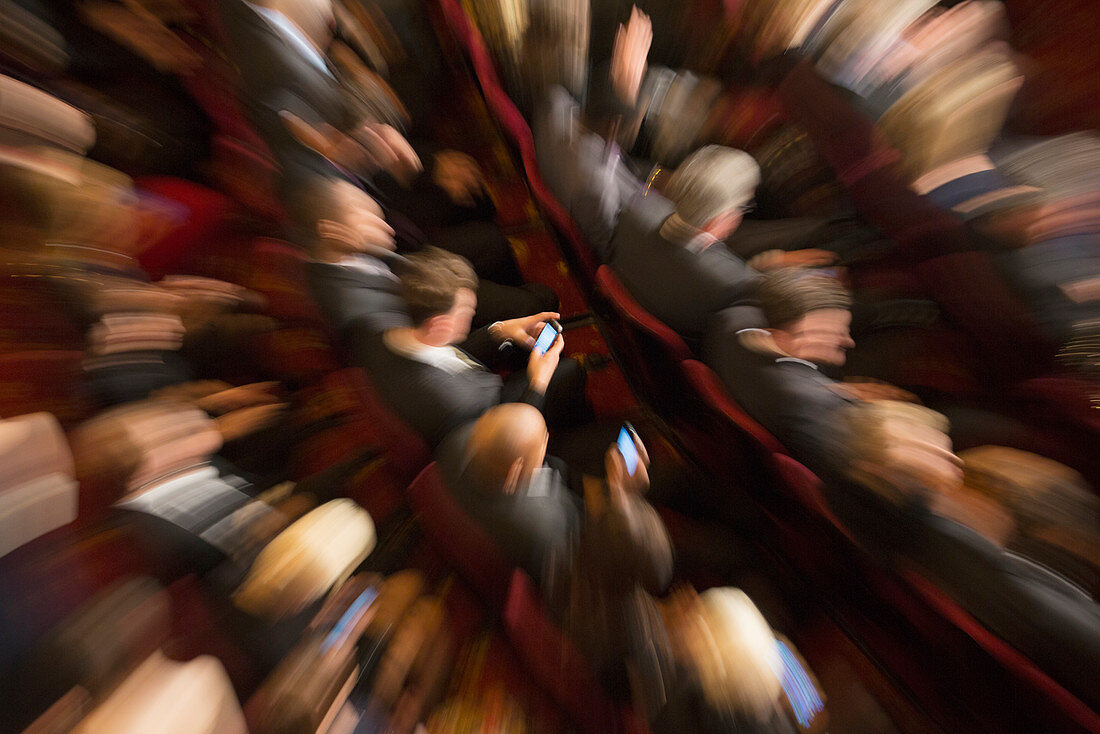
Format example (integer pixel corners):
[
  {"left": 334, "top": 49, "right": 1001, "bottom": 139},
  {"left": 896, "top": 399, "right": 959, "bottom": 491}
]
[
  {"left": 617, "top": 426, "right": 639, "bottom": 476},
  {"left": 776, "top": 639, "right": 824, "bottom": 728},
  {"left": 533, "top": 322, "right": 558, "bottom": 355}
]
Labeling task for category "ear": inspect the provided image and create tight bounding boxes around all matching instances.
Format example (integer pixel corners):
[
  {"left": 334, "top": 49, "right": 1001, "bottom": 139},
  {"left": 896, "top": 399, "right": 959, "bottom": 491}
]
[
  {"left": 502, "top": 457, "right": 525, "bottom": 495},
  {"left": 421, "top": 312, "right": 452, "bottom": 341}
]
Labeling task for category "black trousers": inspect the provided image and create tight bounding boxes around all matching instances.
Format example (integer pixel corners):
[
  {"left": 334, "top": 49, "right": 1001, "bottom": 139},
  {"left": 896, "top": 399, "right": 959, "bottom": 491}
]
[{"left": 501, "top": 356, "right": 592, "bottom": 433}]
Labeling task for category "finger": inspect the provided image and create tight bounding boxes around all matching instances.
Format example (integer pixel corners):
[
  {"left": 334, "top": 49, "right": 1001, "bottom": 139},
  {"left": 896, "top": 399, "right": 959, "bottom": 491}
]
[
  {"left": 632, "top": 432, "right": 651, "bottom": 467},
  {"left": 358, "top": 125, "right": 400, "bottom": 168},
  {"left": 280, "top": 112, "right": 328, "bottom": 152},
  {"left": 632, "top": 460, "right": 650, "bottom": 494},
  {"left": 547, "top": 333, "right": 565, "bottom": 357}
]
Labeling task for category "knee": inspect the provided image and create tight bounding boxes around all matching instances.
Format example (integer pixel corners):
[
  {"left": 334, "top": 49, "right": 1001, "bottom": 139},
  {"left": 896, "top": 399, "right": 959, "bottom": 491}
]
[{"left": 522, "top": 283, "right": 560, "bottom": 314}]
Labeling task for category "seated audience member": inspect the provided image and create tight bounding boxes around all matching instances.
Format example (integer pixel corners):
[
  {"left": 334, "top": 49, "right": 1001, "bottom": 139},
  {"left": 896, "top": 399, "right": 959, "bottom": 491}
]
[
  {"left": 609, "top": 145, "right": 764, "bottom": 340},
  {"left": 292, "top": 176, "right": 555, "bottom": 336},
  {"left": 703, "top": 269, "right": 863, "bottom": 478},
  {"left": 533, "top": 82, "right": 645, "bottom": 261},
  {"left": 218, "top": 0, "right": 506, "bottom": 239},
  {"left": 436, "top": 402, "right": 680, "bottom": 720},
  {"left": 6, "top": 153, "right": 273, "bottom": 404},
  {"left": 530, "top": 7, "right": 654, "bottom": 259},
  {"left": 553, "top": 421, "right": 677, "bottom": 721},
  {"left": 435, "top": 403, "right": 580, "bottom": 585},
  {"left": 824, "top": 400, "right": 1100, "bottom": 710},
  {"left": 960, "top": 446, "right": 1100, "bottom": 598},
  {"left": 657, "top": 587, "right": 810, "bottom": 734},
  {"left": 356, "top": 247, "right": 590, "bottom": 448}
]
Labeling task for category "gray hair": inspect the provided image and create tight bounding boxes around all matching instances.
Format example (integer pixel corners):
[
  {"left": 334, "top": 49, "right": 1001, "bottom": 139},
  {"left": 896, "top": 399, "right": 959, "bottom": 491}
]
[{"left": 665, "top": 145, "right": 761, "bottom": 228}]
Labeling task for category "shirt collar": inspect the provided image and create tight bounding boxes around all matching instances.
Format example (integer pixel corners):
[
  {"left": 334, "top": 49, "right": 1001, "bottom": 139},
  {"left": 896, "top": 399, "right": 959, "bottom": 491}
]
[
  {"left": 736, "top": 327, "right": 820, "bottom": 370},
  {"left": 383, "top": 330, "right": 480, "bottom": 374},
  {"left": 659, "top": 213, "right": 719, "bottom": 254},
  {"left": 245, "top": 2, "right": 334, "bottom": 79},
  {"left": 336, "top": 254, "right": 397, "bottom": 281}
]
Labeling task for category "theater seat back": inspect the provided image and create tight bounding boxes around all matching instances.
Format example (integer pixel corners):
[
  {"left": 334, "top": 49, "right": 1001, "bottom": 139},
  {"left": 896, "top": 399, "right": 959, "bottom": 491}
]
[
  {"left": 502, "top": 570, "right": 642, "bottom": 734},
  {"left": 406, "top": 463, "right": 513, "bottom": 611},
  {"left": 595, "top": 265, "right": 694, "bottom": 416}
]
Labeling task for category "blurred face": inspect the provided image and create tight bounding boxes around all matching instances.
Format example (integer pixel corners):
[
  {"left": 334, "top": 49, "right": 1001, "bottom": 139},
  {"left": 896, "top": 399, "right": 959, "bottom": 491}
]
[
  {"left": 425, "top": 287, "right": 477, "bottom": 346},
  {"left": 705, "top": 208, "right": 744, "bottom": 241},
  {"left": 879, "top": 416, "right": 963, "bottom": 496},
  {"left": 328, "top": 180, "right": 394, "bottom": 254},
  {"left": 779, "top": 308, "right": 854, "bottom": 366},
  {"left": 281, "top": 0, "right": 335, "bottom": 48}
]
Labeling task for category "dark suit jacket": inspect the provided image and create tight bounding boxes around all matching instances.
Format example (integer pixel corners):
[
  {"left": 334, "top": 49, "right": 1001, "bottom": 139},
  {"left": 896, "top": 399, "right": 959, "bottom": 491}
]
[
  {"left": 349, "top": 325, "right": 540, "bottom": 449},
  {"left": 725, "top": 217, "right": 828, "bottom": 260},
  {"left": 304, "top": 258, "right": 411, "bottom": 338},
  {"left": 702, "top": 306, "right": 855, "bottom": 480},
  {"left": 609, "top": 193, "right": 762, "bottom": 340},
  {"left": 217, "top": 0, "right": 359, "bottom": 182},
  {"left": 435, "top": 423, "right": 581, "bottom": 583},
  {"left": 533, "top": 85, "right": 643, "bottom": 261}
]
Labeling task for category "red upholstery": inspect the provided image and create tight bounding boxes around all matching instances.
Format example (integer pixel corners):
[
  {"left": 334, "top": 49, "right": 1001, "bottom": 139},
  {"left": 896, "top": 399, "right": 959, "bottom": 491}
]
[
  {"left": 434, "top": 0, "right": 600, "bottom": 283},
  {"left": 502, "top": 570, "right": 643, "bottom": 734},
  {"left": 208, "top": 136, "right": 285, "bottom": 223},
  {"left": 134, "top": 177, "right": 238, "bottom": 279},
  {"left": 253, "top": 323, "right": 341, "bottom": 380},
  {"left": 0, "top": 281, "right": 85, "bottom": 354},
  {"left": 248, "top": 238, "right": 329, "bottom": 328},
  {"left": 679, "top": 359, "right": 786, "bottom": 455},
  {"left": 406, "top": 463, "right": 514, "bottom": 611},
  {"left": 901, "top": 569, "right": 1100, "bottom": 734},
  {"left": 595, "top": 266, "right": 693, "bottom": 364},
  {"left": 0, "top": 351, "right": 90, "bottom": 428},
  {"left": 331, "top": 368, "right": 431, "bottom": 488}
]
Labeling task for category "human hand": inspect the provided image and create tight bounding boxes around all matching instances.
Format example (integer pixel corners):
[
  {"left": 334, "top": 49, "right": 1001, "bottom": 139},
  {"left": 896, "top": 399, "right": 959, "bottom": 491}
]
[
  {"left": 604, "top": 428, "right": 650, "bottom": 501},
  {"left": 195, "top": 381, "right": 282, "bottom": 415},
  {"left": 280, "top": 112, "right": 366, "bottom": 171},
  {"left": 353, "top": 122, "right": 422, "bottom": 186},
  {"left": 610, "top": 6, "right": 652, "bottom": 107},
  {"left": 317, "top": 209, "right": 395, "bottom": 255},
  {"left": 150, "top": 380, "right": 232, "bottom": 403},
  {"left": 432, "top": 150, "right": 485, "bottom": 207},
  {"left": 497, "top": 311, "right": 561, "bottom": 348},
  {"left": 748, "top": 248, "right": 838, "bottom": 271},
  {"left": 525, "top": 328, "right": 563, "bottom": 393},
  {"left": 214, "top": 402, "right": 287, "bottom": 442},
  {"left": 834, "top": 378, "right": 921, "bottom": 403}
]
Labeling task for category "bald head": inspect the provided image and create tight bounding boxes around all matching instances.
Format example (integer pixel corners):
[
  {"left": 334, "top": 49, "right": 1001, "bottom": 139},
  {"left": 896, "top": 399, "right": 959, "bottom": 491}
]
[{"left": 466, "top": 404, "right": 549, "bottom": 494}]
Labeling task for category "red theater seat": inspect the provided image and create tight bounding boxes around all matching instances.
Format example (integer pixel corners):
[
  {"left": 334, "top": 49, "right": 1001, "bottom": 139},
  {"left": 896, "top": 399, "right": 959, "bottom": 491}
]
[
  {"left": 0, "top": 351, "right": 90, "bottom": 428},
  {"left": 434, "top": 0, "right": 601, "bottom": 283},
  {"left": 248, "top": 238, "right": 329, "bottom": 328},
  {"left": 502, "top": 570, "right": 647, "bottom": 734},
  {"left": 594, "top": 266, "right": 692, "bottom": 364},
  {"left": 134, "top": 177, "right": 238, "bottom": 280},
  {"left": 406, "top": 463, "right": 514, "bottom": 611}
]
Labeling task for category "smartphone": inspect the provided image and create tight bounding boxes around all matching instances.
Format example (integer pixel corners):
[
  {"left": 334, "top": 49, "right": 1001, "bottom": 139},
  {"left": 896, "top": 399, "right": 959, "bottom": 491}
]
[
  {"left": 775, "top": 637, "right": 825, "bottom": 730},
  {"left": 532, "top": 319, "right": 562, "bottom": 355},
  {"left": 617, "top": 424, "right": 640, "bottom": 476}
]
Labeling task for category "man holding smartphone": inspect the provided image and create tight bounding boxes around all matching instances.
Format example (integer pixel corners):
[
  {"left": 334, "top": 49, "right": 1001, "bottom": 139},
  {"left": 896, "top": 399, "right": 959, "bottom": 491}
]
[
  {"left": 436, "top": 401, "right": 677, "bottom": 719},
  {"left": 355, "top": 248, "right": 592, "bottom": 448}
]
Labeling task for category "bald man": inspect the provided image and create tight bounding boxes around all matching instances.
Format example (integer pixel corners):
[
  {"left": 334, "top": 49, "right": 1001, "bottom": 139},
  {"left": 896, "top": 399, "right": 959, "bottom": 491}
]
[{"left": 434, "top": 404, "right": 581, "bottom": 583}]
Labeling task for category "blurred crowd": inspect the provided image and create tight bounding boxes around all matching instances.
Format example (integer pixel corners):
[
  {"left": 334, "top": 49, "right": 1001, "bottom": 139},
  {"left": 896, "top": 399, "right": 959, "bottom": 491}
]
[{"left": 0, "top": 0, "right": 1098, "bottom": 732}]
